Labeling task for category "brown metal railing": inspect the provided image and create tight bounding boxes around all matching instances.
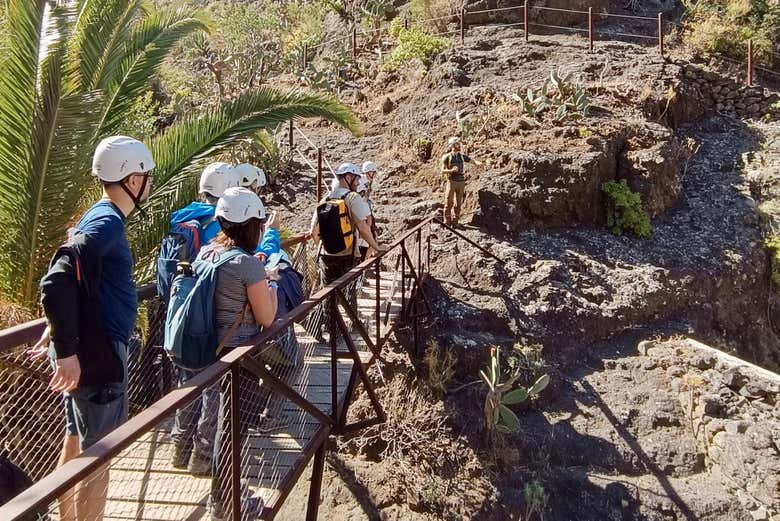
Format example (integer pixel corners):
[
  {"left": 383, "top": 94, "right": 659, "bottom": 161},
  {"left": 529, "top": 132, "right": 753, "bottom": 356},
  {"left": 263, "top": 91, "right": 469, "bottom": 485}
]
[{"left": 0, "top": 216, "right": 449, "bottom": 520}]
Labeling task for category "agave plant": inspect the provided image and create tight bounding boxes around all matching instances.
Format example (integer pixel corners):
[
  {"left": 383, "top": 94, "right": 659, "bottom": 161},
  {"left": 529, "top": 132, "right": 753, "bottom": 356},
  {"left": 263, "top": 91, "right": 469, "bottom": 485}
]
[
  {"left": 0, "top": 0, "right": 359, "bottom": 307},
  {"left": 481, "top": 346, "right": 549, "bottom": 433}
]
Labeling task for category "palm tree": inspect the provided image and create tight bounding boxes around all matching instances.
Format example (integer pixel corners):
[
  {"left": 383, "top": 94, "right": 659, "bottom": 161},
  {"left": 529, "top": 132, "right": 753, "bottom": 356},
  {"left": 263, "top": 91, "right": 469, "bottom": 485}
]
[{"left": 0, "top": 0, "right": 359, "bottom": 307}]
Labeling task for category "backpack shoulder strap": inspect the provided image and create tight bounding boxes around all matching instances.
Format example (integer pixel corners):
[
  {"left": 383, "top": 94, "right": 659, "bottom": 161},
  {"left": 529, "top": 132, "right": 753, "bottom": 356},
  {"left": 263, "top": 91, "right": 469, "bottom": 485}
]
[{"left": 198, "top": 247, "right": 244, "bottom": 269}]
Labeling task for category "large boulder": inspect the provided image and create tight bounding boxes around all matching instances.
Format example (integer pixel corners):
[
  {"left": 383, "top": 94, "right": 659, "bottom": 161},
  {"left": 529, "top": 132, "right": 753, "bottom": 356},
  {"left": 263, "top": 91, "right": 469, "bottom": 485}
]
[
  {"left": 619, "top": 123, "right": 686, "bottom": 217},
  {"left": 473, "top": 129, "right": 623, "bottom": 233}
]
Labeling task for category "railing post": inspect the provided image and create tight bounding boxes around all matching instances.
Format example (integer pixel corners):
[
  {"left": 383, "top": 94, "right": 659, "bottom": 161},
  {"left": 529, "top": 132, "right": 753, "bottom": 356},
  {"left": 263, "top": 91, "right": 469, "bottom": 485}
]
[
  {"left": 375, "top": 259, "right": 381, "bottom": 352},
  {"left": 588, "top": 7, "right": 593, "bottom": 51},
  {"left": 658, "top": 12, "right": 664, "bottom": 57},
  {"left": 329, "top": 294, "right": 339, "bottom": 427},
  {"left": 524, "top": 0, "right": 529, "bottom": 43},
  {"left": 747, "top": 39, "right": 753, "bottom": 86},
  {"left": 400, "top": 240, "right": 406, "bottom": 315},
  {"left": 352, "top": 26, "right": 357, "bottom": 58},
  {"left": 305, "top": 444, "right": 326, "bottom": 521},
  {"left": 426, "top": 231, "right": 431, "bottom": 280},
  {"left": 302, "top": 44, "right": 308, "bottom": 69},
  {"left": 460, "top": 8, "right": 465, "bottom": 45},
  {"left": 288, "top": 120, "right": 294, "bottom": 149},
  {"left": 230, "top": 365, "right": 241, "bottom": 521},
  {"left": 316, "top": 147, "right": 323, "bottom": 201}
]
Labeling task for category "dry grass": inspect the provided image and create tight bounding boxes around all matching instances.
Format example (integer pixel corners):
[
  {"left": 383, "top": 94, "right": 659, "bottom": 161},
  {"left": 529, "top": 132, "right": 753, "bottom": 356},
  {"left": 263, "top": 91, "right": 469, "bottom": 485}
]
[
  {"left": 0, "top": 298, "right": 35, "bottom": 330},
  {"left": 423, "top": 340, "right": 456, "bottom": 394}
]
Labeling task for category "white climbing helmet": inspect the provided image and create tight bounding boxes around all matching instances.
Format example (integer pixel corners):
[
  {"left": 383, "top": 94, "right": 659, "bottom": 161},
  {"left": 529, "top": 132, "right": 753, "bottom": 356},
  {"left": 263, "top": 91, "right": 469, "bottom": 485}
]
[
  {"left": 447, "top": 136, "right": 461, "bottom": 147},
  {"left": 234, "top": 163, "right": 267, "bottom": 189},
  {"left": 335, "top": 162, "right": 360, "bottom": 176},
  {"left": 361, "top": 161, "right": 378, "bottom": 176},
  {"left": 91, "top": 136, "right": 155, "bottom": 182},
  {"left": 199, "top": 162, "right": 237, "bottom": 198},
  {"left": 215, "top": 187, "right": 266, "bottom": 224}
]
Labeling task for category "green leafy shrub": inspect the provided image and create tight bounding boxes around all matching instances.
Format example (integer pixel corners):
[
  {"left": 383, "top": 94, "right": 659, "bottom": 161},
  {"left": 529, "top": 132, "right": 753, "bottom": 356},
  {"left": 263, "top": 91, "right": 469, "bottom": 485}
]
[
  {"left": 601, "top": 180, "right": 652, "bottom": 238},
  {"left": 765, "top": 235, "right": 780, "bottom": 287},
  {"left": 481, "top": 347, "right": 550, "bottom": 434},
  {"left": 383, "top": 27, "right": 449, "bottom": 72},
  {"left": 682, "top": 0, "right": 780, "bottom": 63}
]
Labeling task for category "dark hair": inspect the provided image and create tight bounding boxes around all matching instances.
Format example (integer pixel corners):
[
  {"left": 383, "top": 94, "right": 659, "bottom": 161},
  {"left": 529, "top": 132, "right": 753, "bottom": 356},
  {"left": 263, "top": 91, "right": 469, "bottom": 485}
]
[{"left": 214, "top": 217, "right": 263, "bottom": 254}]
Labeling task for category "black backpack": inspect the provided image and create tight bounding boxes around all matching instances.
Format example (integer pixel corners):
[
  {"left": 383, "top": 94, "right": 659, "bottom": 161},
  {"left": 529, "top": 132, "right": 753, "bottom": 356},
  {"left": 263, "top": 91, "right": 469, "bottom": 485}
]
[
  {"left": 0, "top": 455, "right": 46, "bottom": 520},
  {"left": 316, "top": 195, "right": 356, "bottom": 255}
]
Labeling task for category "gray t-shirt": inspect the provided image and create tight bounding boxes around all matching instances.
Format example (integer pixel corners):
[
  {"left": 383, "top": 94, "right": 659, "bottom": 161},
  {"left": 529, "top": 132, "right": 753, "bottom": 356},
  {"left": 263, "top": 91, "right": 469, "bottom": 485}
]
[{"left": 200, "top": 244, "right": 267, "bottom": 348}]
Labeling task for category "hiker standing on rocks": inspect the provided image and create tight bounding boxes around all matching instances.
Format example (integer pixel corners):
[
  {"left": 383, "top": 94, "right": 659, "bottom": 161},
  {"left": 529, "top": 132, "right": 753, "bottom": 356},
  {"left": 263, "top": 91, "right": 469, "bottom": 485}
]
[
  {"left": 31, "top": 136, "right": 155, "bottom": 521},
  {"left": 441, "top": 136, "right": 482, "bottom": 226}
]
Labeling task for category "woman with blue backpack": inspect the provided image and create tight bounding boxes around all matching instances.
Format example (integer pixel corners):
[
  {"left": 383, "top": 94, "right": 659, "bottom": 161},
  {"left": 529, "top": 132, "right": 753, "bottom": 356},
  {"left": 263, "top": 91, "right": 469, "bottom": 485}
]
[{"left": 164, "top": 187, "right": 278, "bottom": 484}]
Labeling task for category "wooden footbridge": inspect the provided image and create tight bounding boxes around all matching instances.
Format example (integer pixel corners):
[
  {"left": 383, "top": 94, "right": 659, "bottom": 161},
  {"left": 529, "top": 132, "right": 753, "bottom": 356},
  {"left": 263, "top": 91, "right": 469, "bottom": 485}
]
[{"left": 0, "top": 216, "right": 499, "bottom": 521}]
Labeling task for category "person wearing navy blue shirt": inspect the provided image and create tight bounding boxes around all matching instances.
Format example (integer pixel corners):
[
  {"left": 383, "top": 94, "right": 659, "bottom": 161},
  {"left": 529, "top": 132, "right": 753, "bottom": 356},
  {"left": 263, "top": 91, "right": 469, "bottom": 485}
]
[{"left": 32, "top": 136, "right": 154, "bottom": 521}]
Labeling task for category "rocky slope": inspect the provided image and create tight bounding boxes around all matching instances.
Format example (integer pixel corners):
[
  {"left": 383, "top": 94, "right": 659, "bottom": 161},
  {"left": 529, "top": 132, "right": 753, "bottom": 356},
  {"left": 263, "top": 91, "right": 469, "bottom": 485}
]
[{"left": 263, "top": 22, "right": 780, "bottom": 521}]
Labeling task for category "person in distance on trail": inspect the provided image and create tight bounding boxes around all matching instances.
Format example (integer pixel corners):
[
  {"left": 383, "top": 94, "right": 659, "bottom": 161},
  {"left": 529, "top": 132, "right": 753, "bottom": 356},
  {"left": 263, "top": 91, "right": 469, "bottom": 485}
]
[
  {"left": 355, "top": 173, "right": 376, "bottom": 261},
  {"left": 31, "top": 136, "right": 155, "bottom": 521},
  {"left": 309, "top": 163, "right": 385, "bottom": 341},
  {"left": 310, "top": 162, "right": 385, "bottom": 285},
  {"left": 441, "top": 136, "right": 482, "bottom": 227},
  {"left": 361, "top": 160, "right": 379, "bottom": 199}
]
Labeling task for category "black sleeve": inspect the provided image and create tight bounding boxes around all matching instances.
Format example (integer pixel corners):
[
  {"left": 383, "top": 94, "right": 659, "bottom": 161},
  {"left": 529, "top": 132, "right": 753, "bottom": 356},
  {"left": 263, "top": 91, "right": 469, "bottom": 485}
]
[{"left": 39, "top": 254, "right": 79, "bottom": 359}]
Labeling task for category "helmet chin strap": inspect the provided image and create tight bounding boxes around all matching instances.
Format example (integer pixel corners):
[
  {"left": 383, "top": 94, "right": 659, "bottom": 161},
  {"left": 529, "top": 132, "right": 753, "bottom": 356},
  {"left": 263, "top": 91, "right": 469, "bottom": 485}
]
[{"left": 120, "top": 175, "right": 149, "bottom": 217}]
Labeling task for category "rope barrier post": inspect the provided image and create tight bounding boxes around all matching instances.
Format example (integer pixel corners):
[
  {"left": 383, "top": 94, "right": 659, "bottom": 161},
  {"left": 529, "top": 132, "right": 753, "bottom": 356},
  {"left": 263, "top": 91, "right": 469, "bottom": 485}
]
[
  {"left": 747, "top": 39, "right": 753, "bottom": 86},
  {"left": 302, "top": 44, "right": 307, "bottom": 70},
  {"left": 288, "top": 120, "right": 294, "bottom": 149},
  {"left": 352, "top": 26, "right": 357, "bottom": 58},
  {"left": 404, "top": 14, "right": 408, "bottom": 30},
  {"left": 588, "top": 7, "right": 593, "bottom": 51},
  {"left": 316, "top": 147, "right": 323, "bottom": 201},
  {"left": 524, "top": 0, "right": 529, "bottom": 43},
  {"left": 460, "top": 8, "right": 465, "bottom": 45},
  {"left": 657, "top": 12, "right": 664, "bottom": 57}
]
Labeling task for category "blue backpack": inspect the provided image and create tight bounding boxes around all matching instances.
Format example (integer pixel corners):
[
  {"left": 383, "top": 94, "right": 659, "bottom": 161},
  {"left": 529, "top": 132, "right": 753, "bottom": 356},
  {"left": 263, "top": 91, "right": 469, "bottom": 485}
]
[
  {"left": 157, "top": 218, "right": 214, "bottom": 304},
  {"left": 164, "top": 248, "right": 245, "bottom": 369}
]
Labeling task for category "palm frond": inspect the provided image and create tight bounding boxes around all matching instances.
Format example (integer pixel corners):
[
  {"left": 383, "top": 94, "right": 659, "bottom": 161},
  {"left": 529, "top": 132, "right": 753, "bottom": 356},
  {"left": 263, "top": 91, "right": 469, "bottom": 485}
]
[
  {"left": 0, "top": 0, "right": 49, "bottom": 301},
  {"left": 0, "top": 3, "right": 102, "bottom": 305},
  {"left": 97, "top": 6, "right": 210, "bottom": 136},
  {"left": 129, "top": 88, "right": 361, "bottom": 281},
  {"left": 69, "top": 0, "right": 134, "bottom": 89}
]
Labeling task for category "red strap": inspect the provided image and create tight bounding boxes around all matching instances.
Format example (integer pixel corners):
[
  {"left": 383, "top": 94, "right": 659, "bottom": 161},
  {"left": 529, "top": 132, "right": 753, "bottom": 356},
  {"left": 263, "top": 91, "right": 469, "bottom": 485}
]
[{"left": 178, "top": 222, "right": 201, "bottom": 252}]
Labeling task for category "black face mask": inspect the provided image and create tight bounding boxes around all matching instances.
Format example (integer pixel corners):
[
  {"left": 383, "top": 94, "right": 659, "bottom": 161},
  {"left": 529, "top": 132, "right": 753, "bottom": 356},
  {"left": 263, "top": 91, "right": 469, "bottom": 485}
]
[{"left": 120, "top": 174, "right": 150, "bottom": 217}]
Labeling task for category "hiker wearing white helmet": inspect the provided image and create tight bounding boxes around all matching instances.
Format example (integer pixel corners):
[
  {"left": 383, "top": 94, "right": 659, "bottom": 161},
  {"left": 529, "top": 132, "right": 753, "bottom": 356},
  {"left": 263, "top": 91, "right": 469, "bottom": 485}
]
[
  {"left": 361, "top": 161, "right": 378, "bottom": 196},
  {"left": 163, "top": 162, "right": 279, "bottom": 284},
  {"left": 309, "top": 163, "right": 384, "bottom": 341},
  {"left": 441, "top": 136, "right": 482, "bottom": 226},
  {"left": 234, "top": 163, "right": 267, "bottom": 192},
  {"left": 33, "top": 135, "right": 155, "bottom": 521},
  {"left": 355, "top": 173, "right": 376, "bottom": 260},
  {"left": 203, "top": 187, "right": 284, "bottom": 518}
]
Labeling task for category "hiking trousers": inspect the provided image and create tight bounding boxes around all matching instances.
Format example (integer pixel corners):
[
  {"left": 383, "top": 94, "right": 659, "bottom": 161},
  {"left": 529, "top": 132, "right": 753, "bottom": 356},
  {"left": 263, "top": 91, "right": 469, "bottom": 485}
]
[{"left": 445, "top": 179, "right": 466, "bottom": 224}]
